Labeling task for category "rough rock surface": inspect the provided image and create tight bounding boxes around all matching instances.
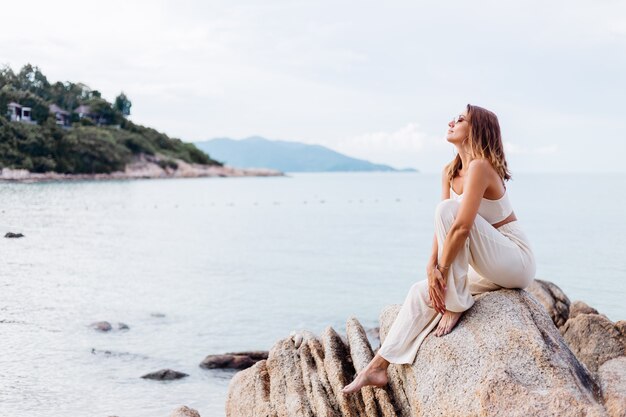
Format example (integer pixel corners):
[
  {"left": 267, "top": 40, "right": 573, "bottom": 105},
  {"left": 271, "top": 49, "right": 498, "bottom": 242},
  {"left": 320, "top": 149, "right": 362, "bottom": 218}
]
[
  {"left": 226, "top": 289, "right": 608, "bottom": 417},
  {"left": 526, "top": 278, "right": 571, "bottom": 327},
  {"left": 570, "top": 300, "right": 600, "bottom": 319},
  {"left": 169, "top": 405, "right": 201, "bottom": 417},
  {"left": 560, "top": 313, "right": 626, "bottom": 373},
  {"left": 598, "top": 357, "right": 626, "bottom": 417},
  {"left": 200, "top": 351, "right": 268, "bottom": 370}
]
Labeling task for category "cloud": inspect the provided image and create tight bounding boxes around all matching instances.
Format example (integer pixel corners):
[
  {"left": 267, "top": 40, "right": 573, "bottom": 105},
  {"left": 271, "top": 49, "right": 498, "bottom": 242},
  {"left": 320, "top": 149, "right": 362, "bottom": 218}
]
[{"left": 326, "top": 123, "right": 445, "bottom": 169}]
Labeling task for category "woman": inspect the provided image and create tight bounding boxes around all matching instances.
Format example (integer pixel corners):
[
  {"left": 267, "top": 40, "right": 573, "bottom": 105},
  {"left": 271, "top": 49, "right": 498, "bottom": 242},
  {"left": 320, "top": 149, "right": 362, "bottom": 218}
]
[{"left": 341, "top": 104, "right": 536, "bottom": 394}]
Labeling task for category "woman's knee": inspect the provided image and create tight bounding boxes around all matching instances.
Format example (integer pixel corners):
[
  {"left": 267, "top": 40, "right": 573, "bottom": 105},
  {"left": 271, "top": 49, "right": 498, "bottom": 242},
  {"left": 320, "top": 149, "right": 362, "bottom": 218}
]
[
  {"left": 410, "top": 280, "right": 429, "bottom": 299},
  {"left": 435, "top": 199, "right": 460, "bottom": 222}
]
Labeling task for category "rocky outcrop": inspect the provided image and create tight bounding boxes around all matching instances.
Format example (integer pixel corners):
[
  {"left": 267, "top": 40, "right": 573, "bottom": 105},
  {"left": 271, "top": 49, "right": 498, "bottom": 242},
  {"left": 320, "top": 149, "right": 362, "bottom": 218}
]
[
  {"left": 226, "top": 289, "right": 609, "bottom": 417},
  {"left": 560, "top": 312, "right": 626, "bottom": 373},
  {"left": 0, "top": 154, "right": 283, "bottom": 183},
  {"left": 598, "top": 357, "right": 626, "bottom": 417},
  {"left": 570, "top": 300, "right": 600, "bottom": 319},
  {"left": 200, "top": 351, "right": 268, "bottom": 370},
  {"left": 526, "top": 278, "right": 571, "bottom": 327}
]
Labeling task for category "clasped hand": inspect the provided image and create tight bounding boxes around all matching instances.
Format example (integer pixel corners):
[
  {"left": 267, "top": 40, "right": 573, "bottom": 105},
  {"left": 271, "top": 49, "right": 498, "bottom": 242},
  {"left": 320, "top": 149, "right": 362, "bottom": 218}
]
[{"left": 427, "top": 264, "right": 447, "bottom": 315}]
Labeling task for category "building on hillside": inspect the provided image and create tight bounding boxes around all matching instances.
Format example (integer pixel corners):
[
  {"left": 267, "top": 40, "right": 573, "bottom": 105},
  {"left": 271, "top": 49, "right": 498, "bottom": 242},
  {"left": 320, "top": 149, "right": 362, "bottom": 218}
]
[
  {"left": 6, "top": 102, "right": 36, "bottom": 123},
  {"left": 49, "top": 104, "right": 71, "bottom": 127},
  {"left": 73, "top": 104, "right": 106, "bottom": 125}
]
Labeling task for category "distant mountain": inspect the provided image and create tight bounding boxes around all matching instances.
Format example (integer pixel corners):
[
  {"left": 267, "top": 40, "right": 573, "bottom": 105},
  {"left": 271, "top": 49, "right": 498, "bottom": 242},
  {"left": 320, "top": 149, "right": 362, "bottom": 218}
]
[{"left": 194, "top": 136, "right": 418, "bottom": 173}]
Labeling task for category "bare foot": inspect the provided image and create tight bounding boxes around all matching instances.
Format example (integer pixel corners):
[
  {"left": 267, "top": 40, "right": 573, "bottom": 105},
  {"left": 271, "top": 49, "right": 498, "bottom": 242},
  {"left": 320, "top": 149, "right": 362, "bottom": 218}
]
[
  {"left": 341, "top": 365, "right": 388, "bottom": 394},
  {"left": 435, "top": 310, "right": 464, "bottom": 337}
]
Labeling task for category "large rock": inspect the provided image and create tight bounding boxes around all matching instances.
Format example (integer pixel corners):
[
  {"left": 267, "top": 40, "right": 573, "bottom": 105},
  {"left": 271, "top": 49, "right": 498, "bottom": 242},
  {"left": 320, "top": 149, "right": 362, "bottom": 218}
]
[
  {"left": 598, "top": 357, "right": 626, "bottom": 417},
  {"left": 200, "top": 351, "right": 268, "bottom": 370},
  {"left": 226, "top": 289, "right": 607, "bottom": 417},
  {"left": 570, "top": 300, "right": 600, "bottom": 319},
  {"left": 526, "top": 278, "right": 571, "bottom": 327},
  {"left": 560, "top": 313, "right": 626, "bottom": 373}
]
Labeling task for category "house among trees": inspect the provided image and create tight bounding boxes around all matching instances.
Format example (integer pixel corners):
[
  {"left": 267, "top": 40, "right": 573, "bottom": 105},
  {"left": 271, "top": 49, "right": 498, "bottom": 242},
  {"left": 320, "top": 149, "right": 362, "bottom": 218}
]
[
  {"left": 74, "top": 104, "right": 106, "bottom": 125},
  {"left": 6, "top": 102, "right": 36, "bottom": 123},
  {"left": 49, "top": 104, "right": 71, "bottom": 127}
]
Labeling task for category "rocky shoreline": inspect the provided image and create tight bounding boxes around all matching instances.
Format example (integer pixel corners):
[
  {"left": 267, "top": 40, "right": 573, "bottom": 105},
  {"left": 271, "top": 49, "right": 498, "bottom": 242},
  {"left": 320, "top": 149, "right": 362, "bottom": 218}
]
[
  {"left": 0, "top": 154, "right": 283, "bottom": 183},
  {"left": 224, "top": 279, "right": 626, "bottom": 417}
]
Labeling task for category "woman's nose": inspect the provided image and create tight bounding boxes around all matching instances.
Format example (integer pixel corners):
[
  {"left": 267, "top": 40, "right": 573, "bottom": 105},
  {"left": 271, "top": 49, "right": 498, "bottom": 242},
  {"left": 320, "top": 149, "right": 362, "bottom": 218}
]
[{"left": 448, "top": 120, "right": 454, "bottom": 128}]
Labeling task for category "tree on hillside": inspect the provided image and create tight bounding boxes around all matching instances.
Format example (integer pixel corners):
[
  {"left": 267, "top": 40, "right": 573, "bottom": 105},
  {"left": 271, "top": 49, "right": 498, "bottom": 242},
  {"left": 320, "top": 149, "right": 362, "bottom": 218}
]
[
  {"left": 16, "top": 64, "right": 51, "bottom": 101},
  {"left": 114, "top": 92, "right": 132, "bottom": 117}
]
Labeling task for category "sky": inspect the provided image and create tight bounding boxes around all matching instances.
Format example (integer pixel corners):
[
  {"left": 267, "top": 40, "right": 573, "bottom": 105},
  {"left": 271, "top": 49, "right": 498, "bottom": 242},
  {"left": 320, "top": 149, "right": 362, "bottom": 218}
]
[{"left": 1, "top": 0, "right": 625, "bottom": 172}]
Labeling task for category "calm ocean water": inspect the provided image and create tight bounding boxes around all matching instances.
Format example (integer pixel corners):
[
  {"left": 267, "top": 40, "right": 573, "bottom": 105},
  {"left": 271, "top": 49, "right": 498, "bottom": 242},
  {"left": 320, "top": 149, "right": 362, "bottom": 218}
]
[{"left": 0, "top": 172, "right": 624, "bottom": 417}]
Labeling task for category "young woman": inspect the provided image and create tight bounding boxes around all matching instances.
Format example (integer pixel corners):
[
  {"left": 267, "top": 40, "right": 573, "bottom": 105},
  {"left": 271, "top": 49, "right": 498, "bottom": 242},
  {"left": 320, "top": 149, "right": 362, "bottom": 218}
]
[{"left": 342, "top": 104, "right": 537, "bottom": 394}]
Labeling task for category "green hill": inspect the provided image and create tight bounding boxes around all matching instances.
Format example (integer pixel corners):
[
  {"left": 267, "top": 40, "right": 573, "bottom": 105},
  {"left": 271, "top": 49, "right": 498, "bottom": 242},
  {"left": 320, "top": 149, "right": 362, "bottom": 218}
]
[{"left": 0, "top": 64, "right": 221, "bottom": 174}]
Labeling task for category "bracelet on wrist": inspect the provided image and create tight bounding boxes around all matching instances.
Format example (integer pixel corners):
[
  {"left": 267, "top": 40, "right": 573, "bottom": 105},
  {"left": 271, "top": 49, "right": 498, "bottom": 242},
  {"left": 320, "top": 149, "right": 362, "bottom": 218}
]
[{"left": 436, "top": 263, "right": 450, "bottom": 271}]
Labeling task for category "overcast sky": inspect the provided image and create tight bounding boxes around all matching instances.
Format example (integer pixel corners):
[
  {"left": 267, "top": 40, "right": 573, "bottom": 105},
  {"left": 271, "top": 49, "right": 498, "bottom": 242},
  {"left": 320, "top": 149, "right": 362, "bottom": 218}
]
[{"left": 2, "top": 0, "right": 625, "bottom": 172}]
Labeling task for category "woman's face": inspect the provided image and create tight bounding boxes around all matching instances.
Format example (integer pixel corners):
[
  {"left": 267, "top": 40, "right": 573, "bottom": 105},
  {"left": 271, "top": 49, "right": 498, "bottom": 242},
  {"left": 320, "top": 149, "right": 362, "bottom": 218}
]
[{"left": 446, "top": 110, "right": 470, "bottom": 146}]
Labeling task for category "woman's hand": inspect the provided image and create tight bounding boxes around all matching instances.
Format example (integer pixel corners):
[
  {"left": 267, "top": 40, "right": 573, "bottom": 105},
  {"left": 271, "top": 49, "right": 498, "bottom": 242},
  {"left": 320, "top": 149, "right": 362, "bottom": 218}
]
[{"left": 427, "top": 264, "right": 447, "bottom": 315}]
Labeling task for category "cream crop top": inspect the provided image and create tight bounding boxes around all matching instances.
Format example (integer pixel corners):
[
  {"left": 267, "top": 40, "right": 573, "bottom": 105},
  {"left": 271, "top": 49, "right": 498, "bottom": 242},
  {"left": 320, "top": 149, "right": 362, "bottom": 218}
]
[{"left": 449, "top": 183, "right": 513, "bottom": 224}]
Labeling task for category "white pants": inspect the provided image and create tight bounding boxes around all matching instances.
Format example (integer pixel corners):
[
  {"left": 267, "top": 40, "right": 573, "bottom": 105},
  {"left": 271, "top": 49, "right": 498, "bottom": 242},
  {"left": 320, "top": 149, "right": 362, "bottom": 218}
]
[{"left": 377, "top": 199, "right": 537, "bottom": 364}]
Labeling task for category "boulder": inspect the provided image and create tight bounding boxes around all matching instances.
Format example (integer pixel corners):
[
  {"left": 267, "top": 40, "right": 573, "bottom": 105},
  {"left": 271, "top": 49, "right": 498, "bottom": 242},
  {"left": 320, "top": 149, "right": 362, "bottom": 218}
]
[
  {"left": 169, "top": 405, "right": 201, "bottom": 417},
  {"left": 226, "top": 289, "right": 607, "bottom": 417},
  {"left": 90, "top": 321, "right": 112, "bottom": 332},
  {"left": 598, "top": 357, "right": 626, "bottom": 417},
  {"left": 200, "top": 351, "right": 268, "bottom": 370},
  {"left": 526, "top": 278, "right": 571, "bottom": 327},
  {"left": 560, "top": 313, "right": 626, "bottom": 373},
  {"left": 570, "top": 300, "right": 599, "bottom": 319},
  {"left": 4, "top": 232, "right": 24, "bottom": 238},
  {"left": 141, "top": 369, "right": 188, "bottom": 380}
]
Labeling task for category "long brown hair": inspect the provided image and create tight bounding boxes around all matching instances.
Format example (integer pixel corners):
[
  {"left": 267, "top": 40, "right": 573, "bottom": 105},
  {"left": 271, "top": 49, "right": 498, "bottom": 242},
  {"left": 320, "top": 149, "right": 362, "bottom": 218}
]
[{"left": 445, "top": 104, "right": 511, "bottom": 184}]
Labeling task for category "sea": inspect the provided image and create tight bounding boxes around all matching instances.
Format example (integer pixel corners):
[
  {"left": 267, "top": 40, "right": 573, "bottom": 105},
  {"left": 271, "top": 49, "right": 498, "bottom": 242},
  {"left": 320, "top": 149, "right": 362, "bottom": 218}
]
[{"left": 0, "top": 172, "right": 624, "bottom": 417}]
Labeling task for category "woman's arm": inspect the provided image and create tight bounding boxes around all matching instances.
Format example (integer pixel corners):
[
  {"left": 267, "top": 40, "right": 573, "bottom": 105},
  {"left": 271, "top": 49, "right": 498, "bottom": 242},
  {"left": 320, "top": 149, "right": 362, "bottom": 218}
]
[
  {"left": 427, "top": 166, "right": 453, "bottom": 313},
  {"left": 436, "top": 160, "right": 491, "bottom": 294}
]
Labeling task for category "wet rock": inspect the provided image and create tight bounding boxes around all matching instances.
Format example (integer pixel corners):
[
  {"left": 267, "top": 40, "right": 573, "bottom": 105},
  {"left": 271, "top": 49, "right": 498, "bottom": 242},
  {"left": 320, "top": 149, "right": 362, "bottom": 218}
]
[
  {"left": 170, "top": 405, "right": 201, "bottom": 417},
  {"left": 118, "top": 322, "right": 130, "bottom": 330},
  {"left": 4, "top": 232, "right": 24, "bottom": 238},
  {"left": 200, "top": 351, "right": 268, "bottom": 370},
  {"left": 598, "top": 357, "right": 626, "bottom": 417},
  {"left": 141, "top": 369, "right": 188, "bottom": 380},
  {"left": 526, "top": 278, "right": 571, "bottom": 327},
  {"left": 560, "top": 313, "right": 626, "bottom": 372},
  {"left": 91, "top": 321, "right": 112, "bottom": 332},
  {"left": 226, "top": 290, "right": 606, "bottom": 417},
  {"left": 151, "top": 312, "right": 166, "bottom": 318},
  {"left": 570, "top": 300, "right": 599, "bottom": 319}
]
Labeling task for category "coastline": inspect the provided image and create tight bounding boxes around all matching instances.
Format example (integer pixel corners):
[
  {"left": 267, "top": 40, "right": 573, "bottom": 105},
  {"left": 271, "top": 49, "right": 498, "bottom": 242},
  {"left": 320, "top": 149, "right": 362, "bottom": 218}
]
[{"left": 0, "top": 155, "right": 284, "bottom": 183}]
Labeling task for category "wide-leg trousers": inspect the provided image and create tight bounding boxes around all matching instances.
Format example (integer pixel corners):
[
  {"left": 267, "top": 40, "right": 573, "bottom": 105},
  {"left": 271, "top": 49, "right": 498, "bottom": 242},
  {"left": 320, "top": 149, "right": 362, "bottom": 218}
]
[{"left": 377, "top": 199, "right": 537, "bottom": 364}]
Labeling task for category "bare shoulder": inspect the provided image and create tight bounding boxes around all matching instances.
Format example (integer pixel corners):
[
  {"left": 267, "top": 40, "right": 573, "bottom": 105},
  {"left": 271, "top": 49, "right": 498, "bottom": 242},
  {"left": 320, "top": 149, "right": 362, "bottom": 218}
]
[{"left": 467, "top": 158, "right": 493, "bottom": 173}]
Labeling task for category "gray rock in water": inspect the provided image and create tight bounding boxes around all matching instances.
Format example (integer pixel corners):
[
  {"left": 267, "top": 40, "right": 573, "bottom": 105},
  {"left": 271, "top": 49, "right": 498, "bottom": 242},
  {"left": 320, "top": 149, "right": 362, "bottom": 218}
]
[
  {"left": 91, "top": 321, "right": 112, "bottom": 332},
  {"left": 117, "top": 322, "right": 130, "bottom": 330},
  {"left": 526, "top": 278, "right": 571, "bottom": 327},
  {"left": 598, "top": 357, "right": 626, "bottom": 417},
  {"left": 200, "top": 351, "right": 268, "bottom": 370},
  {"left": 560, "top": 312, "right": 626, "bottom": 373},
  {"left": 169, "top": 405, "right": 201, "bottom": 417},
  {"left": 226, "top": 288, "right": 608, "bottom": 417},
  {"left": 141, "top": 369, "right": 188, "bottom": 380},
  {"left": 4, "top": 232, "right": 24, "bottom": 238}
]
